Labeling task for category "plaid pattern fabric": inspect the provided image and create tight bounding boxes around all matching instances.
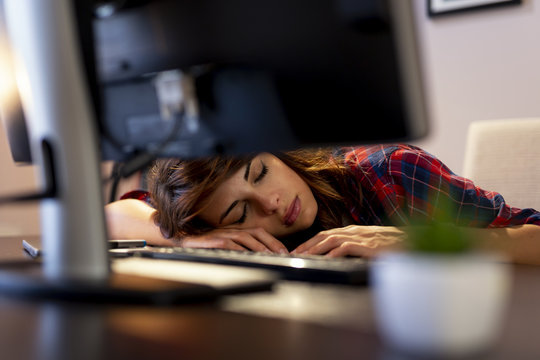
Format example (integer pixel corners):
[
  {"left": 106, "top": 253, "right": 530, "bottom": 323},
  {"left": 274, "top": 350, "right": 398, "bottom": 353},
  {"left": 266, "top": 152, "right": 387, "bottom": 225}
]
[
  {"left": 342, "top": 144, "right": 540, "bottom": 227},
  {"left": 120, "top": 189, "right": 152, "bottom": 203}
]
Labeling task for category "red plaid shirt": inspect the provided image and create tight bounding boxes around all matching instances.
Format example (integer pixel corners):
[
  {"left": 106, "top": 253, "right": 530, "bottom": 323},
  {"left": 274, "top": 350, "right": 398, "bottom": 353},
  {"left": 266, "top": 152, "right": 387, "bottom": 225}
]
[{"left": 341, "top": 144, "right": 540, "bottom": 227}]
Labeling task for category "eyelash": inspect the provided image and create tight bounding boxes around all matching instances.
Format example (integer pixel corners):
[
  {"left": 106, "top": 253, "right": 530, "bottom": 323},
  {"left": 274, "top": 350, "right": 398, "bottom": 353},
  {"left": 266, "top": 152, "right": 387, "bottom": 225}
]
[
  {"left": 235, "top": 163, "right": 268, "bottom": 224},
  {"left": 236, "top": 203, "right": 247, "bottom": 224},
  {"left": 254, "top": 163, "right": 268, "bottom": 183}
]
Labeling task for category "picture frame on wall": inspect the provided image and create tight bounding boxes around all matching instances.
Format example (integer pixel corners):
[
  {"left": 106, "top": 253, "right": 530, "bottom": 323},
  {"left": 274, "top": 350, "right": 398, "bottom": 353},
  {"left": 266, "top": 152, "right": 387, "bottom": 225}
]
[{"left": 428, "top": 0, "right": 522, "bottom": 17}]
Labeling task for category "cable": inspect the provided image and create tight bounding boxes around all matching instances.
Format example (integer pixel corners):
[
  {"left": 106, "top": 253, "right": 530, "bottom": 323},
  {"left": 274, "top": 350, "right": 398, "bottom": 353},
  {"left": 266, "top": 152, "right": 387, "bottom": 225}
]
[
  {"left": 105, "top": 70, "right": 198, "bottom": 202},
  {"left": 105, "top": 107, "right": 185, "bottom": 202}
]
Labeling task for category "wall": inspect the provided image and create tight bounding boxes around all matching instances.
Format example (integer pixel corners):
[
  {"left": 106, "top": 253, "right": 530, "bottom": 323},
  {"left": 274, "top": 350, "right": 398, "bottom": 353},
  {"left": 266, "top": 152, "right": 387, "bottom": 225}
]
[
  {"left": 0, "top": 124, "right": 39, "bottom": 236},
  {"left": 0, "top": 124, "right": 140, "bottom": 236},
  {"left": 1, "top": 0, "right": 540, "bottom": 235},
  {"left": 411, "top": 0, "right": 540, "bottom": 174}
]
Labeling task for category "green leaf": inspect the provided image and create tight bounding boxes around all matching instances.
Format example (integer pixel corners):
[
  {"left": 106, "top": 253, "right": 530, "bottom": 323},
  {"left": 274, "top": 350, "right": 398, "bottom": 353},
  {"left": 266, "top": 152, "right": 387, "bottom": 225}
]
[
  {"left": 406, "top": 222, "right": 472, "bottom": 254},
  {"left": 405, "top": 195, "right": 473, "bottom": 254}
]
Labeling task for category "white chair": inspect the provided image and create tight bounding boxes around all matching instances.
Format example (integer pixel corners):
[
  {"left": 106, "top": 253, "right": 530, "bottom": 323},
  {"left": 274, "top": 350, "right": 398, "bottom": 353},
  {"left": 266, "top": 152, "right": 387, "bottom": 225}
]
[{"left": 463, "top": 118, "right": 540, "bottom": 210}]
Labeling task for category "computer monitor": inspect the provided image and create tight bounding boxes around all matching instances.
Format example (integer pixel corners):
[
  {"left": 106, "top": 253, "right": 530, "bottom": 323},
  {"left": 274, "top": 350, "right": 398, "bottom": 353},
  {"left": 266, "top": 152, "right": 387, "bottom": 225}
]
[
  {"left": 0, "top": 0, "right": 428, "bottom": 284},
  {"left": 94, "top": 0, "right": 428, "bottom": 161}
]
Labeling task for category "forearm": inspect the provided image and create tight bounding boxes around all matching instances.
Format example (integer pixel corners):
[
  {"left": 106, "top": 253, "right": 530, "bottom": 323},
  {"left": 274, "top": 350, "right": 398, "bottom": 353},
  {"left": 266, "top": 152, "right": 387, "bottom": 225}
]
[
  {"left": 471, "top": 224, "right": 540, "bottom": 265},
  {"left": 104, "top": 199, "right": 178, "bottom": 246}
]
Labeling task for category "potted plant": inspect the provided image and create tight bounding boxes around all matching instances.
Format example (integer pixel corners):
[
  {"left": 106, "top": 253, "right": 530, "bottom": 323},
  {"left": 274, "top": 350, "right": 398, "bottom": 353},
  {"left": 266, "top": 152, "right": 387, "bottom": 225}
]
[{"left": 371, "top": 202, "right": 512, "bottom": 358}]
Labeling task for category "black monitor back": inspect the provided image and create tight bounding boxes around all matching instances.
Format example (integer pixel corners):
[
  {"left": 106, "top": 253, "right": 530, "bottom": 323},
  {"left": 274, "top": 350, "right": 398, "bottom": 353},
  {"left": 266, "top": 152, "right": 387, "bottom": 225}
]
[{"left": 93, "top": 0, "right": 428, "bottom": 161}]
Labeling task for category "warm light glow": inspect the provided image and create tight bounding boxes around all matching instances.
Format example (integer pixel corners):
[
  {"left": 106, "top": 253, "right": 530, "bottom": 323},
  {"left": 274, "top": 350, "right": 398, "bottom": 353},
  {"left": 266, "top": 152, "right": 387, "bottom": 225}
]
[
  {"left": 290, "top": 258, "right": 306, "bottom": 269},
  {"left": 0, "top": 45, "right": 17, "bottom": 108},
  {"left": 0, "top": 42, "right": 33, "bottom": 122},
  {"left": 12, "top": 53, "right": 32, "bottom": 110}
]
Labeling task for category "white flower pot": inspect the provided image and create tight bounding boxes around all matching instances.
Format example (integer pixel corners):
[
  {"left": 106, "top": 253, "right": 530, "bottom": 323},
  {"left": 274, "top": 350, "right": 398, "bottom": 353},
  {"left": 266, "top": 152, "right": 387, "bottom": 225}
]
[{"left": 371, "top": 252, "right": 512, "bottom": 358}]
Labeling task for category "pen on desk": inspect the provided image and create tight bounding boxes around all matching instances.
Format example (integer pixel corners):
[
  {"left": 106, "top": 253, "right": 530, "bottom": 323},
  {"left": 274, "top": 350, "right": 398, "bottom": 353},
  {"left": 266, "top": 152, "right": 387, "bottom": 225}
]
[
  {"left": 22, "top": 239, "right": 41, "bottom": 258},
  {"left": 108, "top": 239, "right": 147, "bottom": 249},
  {"left": 22, "top": 239, "right": 146, "bottom": 259}
]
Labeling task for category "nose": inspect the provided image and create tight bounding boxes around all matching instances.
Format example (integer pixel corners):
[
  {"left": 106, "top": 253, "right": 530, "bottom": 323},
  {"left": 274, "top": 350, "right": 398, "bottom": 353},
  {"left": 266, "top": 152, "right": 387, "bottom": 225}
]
[{"left": 253, "top": 191, "right": 279, "bottom": 215}]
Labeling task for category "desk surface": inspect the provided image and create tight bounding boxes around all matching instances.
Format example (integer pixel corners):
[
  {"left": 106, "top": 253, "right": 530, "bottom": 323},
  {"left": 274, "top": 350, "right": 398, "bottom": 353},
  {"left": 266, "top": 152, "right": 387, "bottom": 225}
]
[{"left": 1, "top": 236, "right": 540, "bottom": 359}]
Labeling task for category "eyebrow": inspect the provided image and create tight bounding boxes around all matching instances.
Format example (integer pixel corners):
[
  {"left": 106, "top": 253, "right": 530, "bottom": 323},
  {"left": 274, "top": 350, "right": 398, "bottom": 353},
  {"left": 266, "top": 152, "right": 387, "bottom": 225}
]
[
  {"left": 219, "top": 200, "right": 239, "bottom": 224},
  {"left": 219, "top": 160, "right": 252, "bottom": 224},
  {"left": 244, "top": 159, "right": 252, "bottom": 181}
]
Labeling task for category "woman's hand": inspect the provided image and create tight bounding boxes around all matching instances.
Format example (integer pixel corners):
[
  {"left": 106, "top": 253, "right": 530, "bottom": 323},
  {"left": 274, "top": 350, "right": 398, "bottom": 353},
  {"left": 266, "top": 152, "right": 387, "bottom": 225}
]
[
  {"left": 178, "top": 227, "right": 289, "bottom": 254},
  {"left": 291, "top": 225, "right": 406, "bottom": 258}
]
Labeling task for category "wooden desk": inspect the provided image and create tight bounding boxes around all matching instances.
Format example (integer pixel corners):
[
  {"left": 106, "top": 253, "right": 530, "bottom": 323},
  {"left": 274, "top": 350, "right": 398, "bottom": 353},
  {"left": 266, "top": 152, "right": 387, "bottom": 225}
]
[{"left": 0, "top": 236, "right": 539, "bottom": 359}]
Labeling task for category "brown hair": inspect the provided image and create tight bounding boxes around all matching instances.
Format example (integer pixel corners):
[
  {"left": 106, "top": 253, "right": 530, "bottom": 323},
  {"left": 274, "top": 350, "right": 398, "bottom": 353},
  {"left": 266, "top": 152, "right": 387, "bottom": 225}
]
[{"left": 147, "top": 147, "right": 361, "bottom": 239}]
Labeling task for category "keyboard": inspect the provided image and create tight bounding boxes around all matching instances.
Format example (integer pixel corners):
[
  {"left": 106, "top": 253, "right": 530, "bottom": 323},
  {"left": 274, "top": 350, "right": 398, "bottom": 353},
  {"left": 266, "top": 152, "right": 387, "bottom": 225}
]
[{"left": 120, "top": 247, "right": 370, "bottom": 285}]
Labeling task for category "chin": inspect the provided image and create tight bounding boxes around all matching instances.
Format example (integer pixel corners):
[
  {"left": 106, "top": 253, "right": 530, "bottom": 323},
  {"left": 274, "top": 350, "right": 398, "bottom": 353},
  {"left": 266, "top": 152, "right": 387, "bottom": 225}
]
[
  {"left": 291, "top": 217, "right": 315, "bottom": 235},
  {"left": 301, "top": 208, "right": 317, "bottom": 229}
]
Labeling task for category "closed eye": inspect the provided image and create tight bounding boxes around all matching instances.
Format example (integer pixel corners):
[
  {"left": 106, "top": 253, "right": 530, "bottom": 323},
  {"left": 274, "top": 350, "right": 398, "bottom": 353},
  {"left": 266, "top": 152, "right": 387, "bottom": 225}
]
[
  {"left": 234, "top": 203, "right": 248, "bottom": 224},
  {"left": 254, "top": 162, "right": 268, "bottom": 183}
]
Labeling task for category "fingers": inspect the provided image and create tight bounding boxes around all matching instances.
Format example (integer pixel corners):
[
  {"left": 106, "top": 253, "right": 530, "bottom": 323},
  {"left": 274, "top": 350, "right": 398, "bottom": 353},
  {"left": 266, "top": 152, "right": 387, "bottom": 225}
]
[
  {"left": 325, "top": 242, "right": 378, "bottom": 258},
  {"left": 244, "top": 228, "right": 289, "bottom": 254},
  {"left": 180, "top": 228, "right": 288, "bottom": 253},
  {"left": 226, "top": 230, "right": 274, "bottom": 253},
  {"left": 291, "top": 226, "right": 405, "bottom": 258},
  {"left": 290, "top": 231, "right": 331, "bottom": 255},
  {"left": 181, "top": 236, "right": 248, "bottom": 252},
  {"left": 294, "top": 237, "right": 377, "bottom": 258},
  {"left": 292, "top": 234, "right": 345, "bottom": 256},
  {"left": 179, "top": 226, "right": 404, "bottom": 256}
]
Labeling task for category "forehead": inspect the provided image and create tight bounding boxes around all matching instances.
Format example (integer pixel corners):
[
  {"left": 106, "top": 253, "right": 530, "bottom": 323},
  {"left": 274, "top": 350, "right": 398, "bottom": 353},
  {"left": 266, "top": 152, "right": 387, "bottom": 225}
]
[
  {"left": 200, "top": 156, "right": 251, "bottom": 198},
  {"left": 198, "top": 160, "right": 249, "bottom": 226}
]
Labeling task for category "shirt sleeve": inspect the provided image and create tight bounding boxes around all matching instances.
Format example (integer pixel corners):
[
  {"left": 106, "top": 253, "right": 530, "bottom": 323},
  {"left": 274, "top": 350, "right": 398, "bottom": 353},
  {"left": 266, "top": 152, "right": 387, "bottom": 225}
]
[
  {"left": 119, "top": 190, "right": 152, "bottom": 205},
  {"left": 387, "top": 146, "right": 540, "bottom": 227}
]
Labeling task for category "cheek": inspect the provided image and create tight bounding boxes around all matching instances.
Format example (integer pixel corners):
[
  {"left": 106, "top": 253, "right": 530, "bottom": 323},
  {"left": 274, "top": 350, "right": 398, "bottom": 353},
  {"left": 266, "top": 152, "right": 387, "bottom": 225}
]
[{"left": 300, "top": 202, "right": 317, "bottom": 229}]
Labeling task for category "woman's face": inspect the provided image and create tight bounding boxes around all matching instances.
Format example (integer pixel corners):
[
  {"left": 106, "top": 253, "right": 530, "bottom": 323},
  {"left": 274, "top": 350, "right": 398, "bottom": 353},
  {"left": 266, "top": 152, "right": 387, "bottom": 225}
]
[{"left": 199, "top": 153, "right": 318, "bottom": 238}]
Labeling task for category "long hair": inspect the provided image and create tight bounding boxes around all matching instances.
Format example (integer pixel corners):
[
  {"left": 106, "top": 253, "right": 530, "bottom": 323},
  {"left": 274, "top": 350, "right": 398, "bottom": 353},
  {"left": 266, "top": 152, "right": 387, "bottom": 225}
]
[{"left": 147, "top": 147, "right": 361, "bottom": 239}]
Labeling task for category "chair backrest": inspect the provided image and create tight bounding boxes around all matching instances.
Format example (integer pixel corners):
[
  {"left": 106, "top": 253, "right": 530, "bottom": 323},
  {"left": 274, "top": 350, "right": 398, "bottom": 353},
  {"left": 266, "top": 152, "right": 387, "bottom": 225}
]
[{"left": 463, "top": 118, "right": 540, "bottom": 210}]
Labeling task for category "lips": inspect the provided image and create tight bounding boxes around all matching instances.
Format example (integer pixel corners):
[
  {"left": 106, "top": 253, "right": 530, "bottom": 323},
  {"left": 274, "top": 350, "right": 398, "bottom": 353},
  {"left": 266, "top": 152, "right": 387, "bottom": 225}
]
[{"left": 284, "top": 196, "right": 301, "bottom": 226}]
